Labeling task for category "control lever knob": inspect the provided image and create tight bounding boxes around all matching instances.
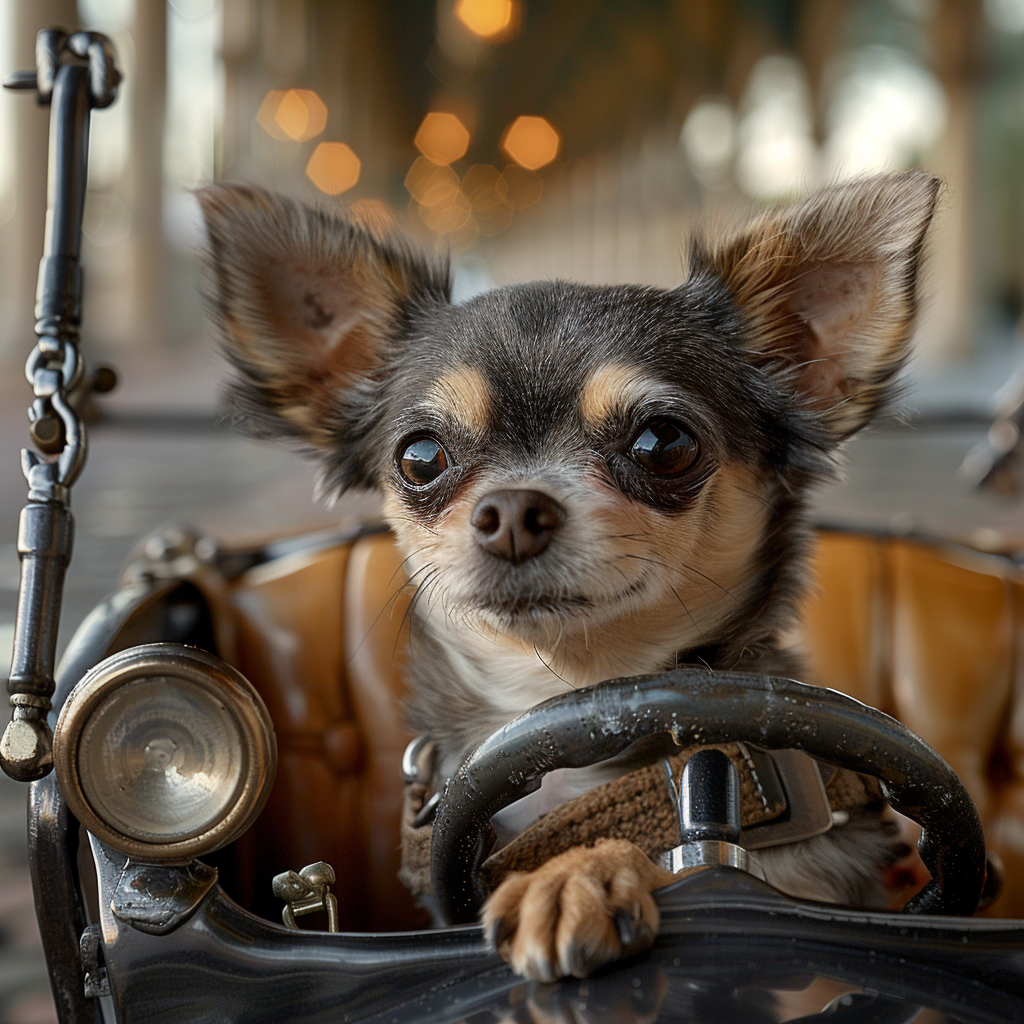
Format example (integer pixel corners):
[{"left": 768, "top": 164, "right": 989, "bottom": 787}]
[
  {"left": 659, "top": 747, "right": 764, "bottom": 880},
  {"left": 679, "top": 747, "right": 741, "bottom": 844}
]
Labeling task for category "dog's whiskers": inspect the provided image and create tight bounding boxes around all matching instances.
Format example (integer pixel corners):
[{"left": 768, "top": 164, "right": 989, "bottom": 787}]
[
  {"left": 732, "top": 485, "right": 774, "bottom": 513},
  {"left": 390, "top": 513, "right": 440, "bottom": 538},
  {"left": 387, "top": 545, "right": 433, "bottom": 586},
  {"left": 398, "top": 565, "right": 441, "bottom": 640},
  {"left": 533, "top": 644, "right": 575, "bottom": 689},
  {"left": 349, "top": 566, "right": 434, "bottom": 665},
  {"left": 670, "top": 584, "right": 703, "bottom": 639},
  {"left": 613, "top": 550, "right": 738, "bottom": 605}
]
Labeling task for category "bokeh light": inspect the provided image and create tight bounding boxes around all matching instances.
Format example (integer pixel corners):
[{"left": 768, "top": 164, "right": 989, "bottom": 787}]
[
  {"left": 499, "top": 164, "right": 543, "bottom": 209},
  {"left": 455, "top": 0, "right": 517, "bottom": 39},
  {"left": 256, "top": 91, "right": 289, "bottom": 141},
  {"left": 414, "top": 112, "right": 471, "bottom": 165},
  {"left": 823, "top": 47, "right": 946, "bottom": 178},
  {"left": 462, "top": 165, "right": 512, "bottom": 236},
  {"left": 681, "top": 98, "right": 736, "bottom": 185},
  {"left": 405, "top": 157, "right": 461, "bottom": 207},
  {"left": 257, "top": 89, "right": 328, "bottom": 143},
  {"left": 987, "top": 0, "right": 1024, "bottom": 32},
  {"left": 501, "top": 116, "right": 560, "bottom": 170},
  {"left": 422, "top": 194, "right": 473, "bottom": 235},
  {"left": 276, "top": 90, "right": 328, "bottom": 142},
  {"left": 735, "top": 56, "right": 817, "bottom": 200},
  {"left": 305, "top": 143, "right": 361, "bottom": 194}
]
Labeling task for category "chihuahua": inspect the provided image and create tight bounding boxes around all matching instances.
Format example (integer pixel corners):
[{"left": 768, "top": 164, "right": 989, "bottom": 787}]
[{"left": 199, "top": 170, "right": 939, "bottom": 980}]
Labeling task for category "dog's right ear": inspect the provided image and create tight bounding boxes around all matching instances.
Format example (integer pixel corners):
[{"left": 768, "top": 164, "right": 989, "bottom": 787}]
[
  {"left": 197, "top": 185, "right": 450, "bottom": 459},
  {"left": 696, "top": 171, "right": 940, "bottom": 439}
]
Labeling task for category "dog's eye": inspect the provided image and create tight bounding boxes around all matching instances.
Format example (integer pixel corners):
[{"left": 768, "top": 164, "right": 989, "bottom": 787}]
[
  {"left": 399, "top": 437, "right": 449, "bottom": 486},
  {"left": 629, "top": 420, "right": 699, "bottom": 476}
]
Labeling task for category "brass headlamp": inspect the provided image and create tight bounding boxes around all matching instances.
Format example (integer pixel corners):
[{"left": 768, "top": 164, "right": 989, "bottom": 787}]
[{"left": 54, "top": 644, "right": 276, "bottom": 862}]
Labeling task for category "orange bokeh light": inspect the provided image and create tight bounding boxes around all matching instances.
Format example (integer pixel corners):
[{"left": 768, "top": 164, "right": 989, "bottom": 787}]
[
  {"left": 256, "top": 91, "right": 288, "bottom": 140},
  {"left": 499, "top": 163, "right": 543, "bottom": 209},
  {"left": 501, "top": 116, "right": 560, "bottom": 170},
  {"left": 461, "top": 165, "right": 512, "bottom": 236},
  {"left": 306, "top": 143, "right": 361, "bottom": 195},
  {"left": 405, "top": 157, "right": 461, "bottom": 208},
  {"left": 257, "top": 89, "right": 328, "bottom": 142},
  {"left": 418, "top": 191, "right": 473, "bottom": 235},
  {"left": 454, "top": 0, "right": 516, "bottom": 39},
  {"left": 414, "top": 112, "right": 471, "bottom": 166}
]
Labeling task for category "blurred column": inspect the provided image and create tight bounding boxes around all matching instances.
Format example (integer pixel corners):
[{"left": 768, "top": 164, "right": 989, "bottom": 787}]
[
  {"left": 127, "top": 0, "right": 167, "bottom": 348},
  {"left": 0, "top": 0, "right": 79, "bottom": 364},
  {"left": 925, "top": 0, "right": 984, "bottom": 363},
  {"left": 798, "top": 0, "right": 849, "bottom": 147},
  {"left": 220, "top": 0, "right": 256, "bottom": 179}
]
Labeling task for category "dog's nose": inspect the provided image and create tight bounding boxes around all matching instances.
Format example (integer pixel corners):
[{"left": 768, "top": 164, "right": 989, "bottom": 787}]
[{"left": 471, "top": 489, "right": 565, "bottom": 564}]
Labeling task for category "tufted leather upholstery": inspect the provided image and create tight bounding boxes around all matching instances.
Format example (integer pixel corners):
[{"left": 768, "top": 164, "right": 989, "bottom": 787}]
[
  {"left": 225, "top": 527, "right": 1023, "bottom": 925},
  {"left": 227, "top": 532, "right": 420, "bottom": 930}
]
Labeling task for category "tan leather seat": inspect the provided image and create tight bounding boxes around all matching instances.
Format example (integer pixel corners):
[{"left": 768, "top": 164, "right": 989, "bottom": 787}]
[
  {"left": 225, "top": 528, "right": 1024, "bottom": 925},
  {"left": 227, "top": 532, "right": 420, "bottom": 930},
  {"left": 797, "top": 532, "right": 1024, "bottom": 917}
]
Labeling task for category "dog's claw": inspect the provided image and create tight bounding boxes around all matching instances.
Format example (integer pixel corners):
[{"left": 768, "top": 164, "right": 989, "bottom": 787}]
[
  {"left": 485, "top": 915, "right": 508, "bottom": 952},
  {"left": 562, "top": 939, "right": 613, "bottom": 979},
  {"left": 613, "top": 908, "right": 638, "bottom": 947},
  {"left": 525, "top": 952, "right": 557, "bottom": 983},
  {"left": 622, "top": 921, "right": 654, "bottom": 960}
]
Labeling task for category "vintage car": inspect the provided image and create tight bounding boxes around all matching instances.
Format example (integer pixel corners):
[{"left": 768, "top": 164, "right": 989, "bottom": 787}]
[{"left": 5, "top": 28, "right": 1024, "bottom": 1024}]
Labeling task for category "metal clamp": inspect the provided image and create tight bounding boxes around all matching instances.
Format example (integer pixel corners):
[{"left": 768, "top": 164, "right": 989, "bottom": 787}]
[
  {"left": 403, "top": 735, "right": 441, "bottom": 826},
  {"left": 79, "top": 924, "right": 110, "bottom": 999},
  {"left": 0, "top": 31, "right": 120, "bottom": 782},
  {"left": 272, "top": 862, "right": 340, "bottom": 932}
]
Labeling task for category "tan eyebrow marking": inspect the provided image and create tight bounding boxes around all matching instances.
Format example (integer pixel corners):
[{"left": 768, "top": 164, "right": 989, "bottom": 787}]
[
  {"left": 427, "top": 365, "right": 492, "bottom": 432},
  {"left": 580, "top": 363, "right": 660, "bottom": 427}
]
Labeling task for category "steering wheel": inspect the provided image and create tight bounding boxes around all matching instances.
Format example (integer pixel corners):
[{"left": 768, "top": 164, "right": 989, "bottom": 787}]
[{"left": 430, "top": 669, "right": 987, "bottom": 925}]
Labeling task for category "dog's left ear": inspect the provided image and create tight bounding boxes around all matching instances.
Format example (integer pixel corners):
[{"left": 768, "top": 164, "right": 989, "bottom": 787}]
[
  {"left": 701, "top": 171, "right": 940, "bottom": 437},
  {"left": 196, "top": 184, "right": 450, "bottom": 462}
]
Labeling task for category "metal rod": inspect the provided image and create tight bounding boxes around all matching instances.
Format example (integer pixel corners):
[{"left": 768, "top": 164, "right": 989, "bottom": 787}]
[
  {"left": 0, "top": 34, "right": 120, "bottom": 782},
  {"left": 35, "top": 62, "right": 90, "bottom": 344}
]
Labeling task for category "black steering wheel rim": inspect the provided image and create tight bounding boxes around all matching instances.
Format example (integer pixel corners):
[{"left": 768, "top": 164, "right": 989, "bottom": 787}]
[{"left": 429, "top": 669, "right": 986, "bottom": 925}]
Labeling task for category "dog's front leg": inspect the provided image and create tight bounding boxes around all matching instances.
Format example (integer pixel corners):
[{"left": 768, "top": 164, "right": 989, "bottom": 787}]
[{"left": 482, "top": 839, "right": 677, "bottom": 981}]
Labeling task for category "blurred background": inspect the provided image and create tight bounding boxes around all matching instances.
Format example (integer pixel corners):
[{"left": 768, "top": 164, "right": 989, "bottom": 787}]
[
  {"left": 0, "top": 0, "right": 1021, "bottom": 1020},
  {"left": 3, "top": 0, "right": 1024, "bottom": 382}
]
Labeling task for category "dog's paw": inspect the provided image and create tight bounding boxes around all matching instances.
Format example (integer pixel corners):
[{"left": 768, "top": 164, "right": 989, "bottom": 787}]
[{"left": 481, "top": 839, "right": 676, "bottom": 981}]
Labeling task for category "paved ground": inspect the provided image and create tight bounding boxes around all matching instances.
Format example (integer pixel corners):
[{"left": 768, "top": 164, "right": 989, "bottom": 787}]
[{"left": 0, "top": 342, "right": 1020, "bottom": 1021}]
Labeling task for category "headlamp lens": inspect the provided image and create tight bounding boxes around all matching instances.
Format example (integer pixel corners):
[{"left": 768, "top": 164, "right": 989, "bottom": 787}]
[{"left": 78, "top": 676, "right": 245, "bottom": 843}]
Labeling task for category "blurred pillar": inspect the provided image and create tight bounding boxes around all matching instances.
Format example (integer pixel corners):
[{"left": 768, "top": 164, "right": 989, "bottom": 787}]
[
  {"left": 220, "top": 0, "right": 256, "bottom": 179},
  {"left": 127, "top": 0, "right": 167, "bottom": 348},
  {"left": 924, "top": 0, "right": 984, "bottom": 364},
  {"left": 798, "top": 0, "right": 849, "bottom": 147},
  {"left": 0, "top": 0, "right": 79, "bottom": 364}
]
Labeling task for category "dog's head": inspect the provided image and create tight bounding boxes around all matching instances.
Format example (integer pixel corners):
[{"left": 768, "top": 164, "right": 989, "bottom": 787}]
[{"left": 199, "top": 174, "right": 938, "bottom": 671}]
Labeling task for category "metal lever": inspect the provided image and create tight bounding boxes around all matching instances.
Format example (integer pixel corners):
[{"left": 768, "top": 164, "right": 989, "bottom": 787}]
[
  {"left": 679, "top": 747, "right": 741, "bottom": 843},
  {"left": 0, "top": 30, "right": 120, "bottom": 782},
  {"left": 662, "top": 749, "right": 765, "bottom": 879}
]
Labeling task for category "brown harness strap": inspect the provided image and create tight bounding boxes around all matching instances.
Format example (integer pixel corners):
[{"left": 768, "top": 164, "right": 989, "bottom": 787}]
[{"left": 399, "top": 744, "right": 882, "bottom": 899}]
